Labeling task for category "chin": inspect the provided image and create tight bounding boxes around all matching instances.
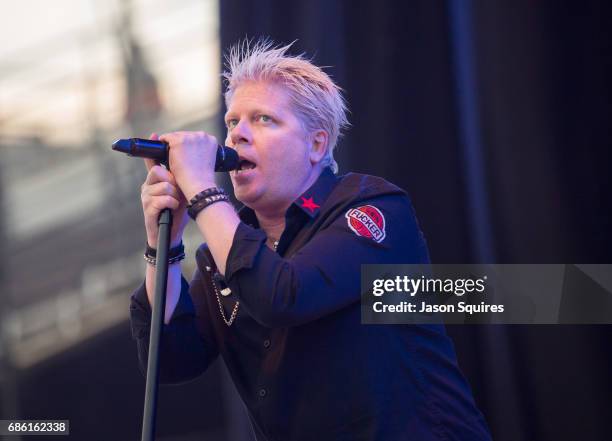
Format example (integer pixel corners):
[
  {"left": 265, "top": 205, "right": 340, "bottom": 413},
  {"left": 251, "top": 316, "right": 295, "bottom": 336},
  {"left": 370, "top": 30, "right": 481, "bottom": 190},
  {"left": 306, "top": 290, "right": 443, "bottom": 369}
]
[{"left": 233, "top": 185, "right": 263, "bottom": 207}]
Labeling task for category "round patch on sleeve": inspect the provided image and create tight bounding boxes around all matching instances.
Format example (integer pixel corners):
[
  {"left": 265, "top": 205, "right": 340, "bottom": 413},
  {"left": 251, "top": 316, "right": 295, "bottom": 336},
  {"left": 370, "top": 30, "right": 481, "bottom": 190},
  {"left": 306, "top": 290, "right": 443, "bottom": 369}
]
[{"left": 345, "top": 205, "right": 386, "bottom": 243}]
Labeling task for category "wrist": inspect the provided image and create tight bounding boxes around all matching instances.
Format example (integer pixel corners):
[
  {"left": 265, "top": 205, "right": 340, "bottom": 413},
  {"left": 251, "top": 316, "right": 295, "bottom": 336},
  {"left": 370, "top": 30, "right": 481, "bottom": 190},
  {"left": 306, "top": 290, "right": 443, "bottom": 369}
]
[
  {"left": 184, "top": 180, "right": 216, "bottom": 202},
  {"left": 144, "top": 241, "right": 185, "bottom": 266},
  {"left": 187, "top": 187, "right": 230, "bottom": 220},
  {"left": 147, "top": 236, "right": 183, "bottom": 249}
]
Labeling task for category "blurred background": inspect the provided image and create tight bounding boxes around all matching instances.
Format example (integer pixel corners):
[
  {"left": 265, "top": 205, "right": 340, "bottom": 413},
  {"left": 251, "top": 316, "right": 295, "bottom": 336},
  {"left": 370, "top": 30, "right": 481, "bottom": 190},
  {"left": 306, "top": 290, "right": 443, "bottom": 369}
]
[{"left": 0, "top": 0, "right": 610, "bottom": 440}]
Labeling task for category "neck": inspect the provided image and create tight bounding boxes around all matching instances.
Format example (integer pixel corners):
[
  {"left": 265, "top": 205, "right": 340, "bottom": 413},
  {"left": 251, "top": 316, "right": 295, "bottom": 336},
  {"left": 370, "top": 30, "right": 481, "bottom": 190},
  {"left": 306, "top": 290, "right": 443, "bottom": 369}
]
[{"left": 256, "top": 211, "right": 286, "bottom": 243}]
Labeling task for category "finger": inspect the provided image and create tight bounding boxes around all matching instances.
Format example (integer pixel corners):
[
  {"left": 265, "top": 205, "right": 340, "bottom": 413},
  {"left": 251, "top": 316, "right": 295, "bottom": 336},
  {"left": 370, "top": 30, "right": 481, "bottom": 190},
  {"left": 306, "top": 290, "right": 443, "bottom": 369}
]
[
  {"left": 158, "top": 132, "right": 175, "bottom": 145},
  {"left": 145, "top": 165, "right": 177, "bottom": 186},
  {"left": 144, "top": 158, "right": 156, "bottom": 172},
  {"left": 150, "top": 195, "right": 180, "bottom": 212},
  {"left": 144, "top": 181, "right": 181, "bottom": 199}
]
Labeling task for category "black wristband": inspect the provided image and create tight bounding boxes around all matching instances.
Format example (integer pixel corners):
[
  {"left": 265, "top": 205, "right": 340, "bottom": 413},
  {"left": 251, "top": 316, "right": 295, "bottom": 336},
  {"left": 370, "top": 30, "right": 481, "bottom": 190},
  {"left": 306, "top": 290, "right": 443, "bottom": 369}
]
[
  {"left": 187, "top": 193, "right": 230, "bottom": 220},
  {"left": 145, "top": 241, "right": 184, "bottom": 259},
  {"left": 187, "top": 187, "right": 227, "bottom": 207}
]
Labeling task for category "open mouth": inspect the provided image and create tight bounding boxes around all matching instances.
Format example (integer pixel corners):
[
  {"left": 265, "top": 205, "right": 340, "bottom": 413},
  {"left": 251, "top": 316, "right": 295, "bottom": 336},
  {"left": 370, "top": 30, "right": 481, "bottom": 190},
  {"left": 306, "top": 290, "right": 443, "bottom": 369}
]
[{"left": 235, "top": 159, "right": 256, "bottom": 173}]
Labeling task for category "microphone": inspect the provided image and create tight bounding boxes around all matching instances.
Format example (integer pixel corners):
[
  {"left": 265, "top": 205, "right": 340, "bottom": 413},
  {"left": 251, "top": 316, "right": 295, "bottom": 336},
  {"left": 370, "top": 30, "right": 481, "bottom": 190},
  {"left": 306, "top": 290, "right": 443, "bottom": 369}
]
[{"left": 111, "top": 138, "right": 239, "bottom": 172}]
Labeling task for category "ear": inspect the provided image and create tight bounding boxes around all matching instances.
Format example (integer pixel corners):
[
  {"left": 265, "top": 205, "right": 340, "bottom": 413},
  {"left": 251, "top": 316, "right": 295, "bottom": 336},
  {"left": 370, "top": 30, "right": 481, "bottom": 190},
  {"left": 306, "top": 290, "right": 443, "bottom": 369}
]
[{"left": 309, "top": 130, "right": 329, "bottom": 165}]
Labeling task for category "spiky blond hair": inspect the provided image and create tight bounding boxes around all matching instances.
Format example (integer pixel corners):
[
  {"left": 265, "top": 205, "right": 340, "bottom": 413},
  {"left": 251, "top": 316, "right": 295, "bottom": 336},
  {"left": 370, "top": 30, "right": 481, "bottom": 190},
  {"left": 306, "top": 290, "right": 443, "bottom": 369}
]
[{"left": 223, "top": 39, "right": 349, "bottom": 173}]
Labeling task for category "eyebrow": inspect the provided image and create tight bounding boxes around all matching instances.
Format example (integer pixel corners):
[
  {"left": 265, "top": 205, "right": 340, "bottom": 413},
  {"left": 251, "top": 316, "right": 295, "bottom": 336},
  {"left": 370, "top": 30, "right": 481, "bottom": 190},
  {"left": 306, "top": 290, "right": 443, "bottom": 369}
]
[{"left": 224, "top": 108, "right": 281, "bottom": 121}]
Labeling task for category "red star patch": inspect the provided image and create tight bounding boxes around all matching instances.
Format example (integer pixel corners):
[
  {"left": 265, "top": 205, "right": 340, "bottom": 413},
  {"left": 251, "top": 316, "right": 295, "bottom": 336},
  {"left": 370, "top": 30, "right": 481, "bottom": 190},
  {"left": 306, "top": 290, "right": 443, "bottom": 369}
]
[{"left": 300, "top": 196, "right": 320, "bottom": 213}]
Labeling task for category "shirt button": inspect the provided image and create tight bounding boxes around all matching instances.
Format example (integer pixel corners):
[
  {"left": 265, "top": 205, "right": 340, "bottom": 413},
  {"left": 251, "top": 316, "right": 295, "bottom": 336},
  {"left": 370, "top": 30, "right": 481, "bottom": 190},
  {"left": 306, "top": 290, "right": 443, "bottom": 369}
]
[
  {"left": 258, "top": 388, "right": 267, "bottom": 398},
  {"left": 263, "top": 339, "right": 271, "bottom": 349}
]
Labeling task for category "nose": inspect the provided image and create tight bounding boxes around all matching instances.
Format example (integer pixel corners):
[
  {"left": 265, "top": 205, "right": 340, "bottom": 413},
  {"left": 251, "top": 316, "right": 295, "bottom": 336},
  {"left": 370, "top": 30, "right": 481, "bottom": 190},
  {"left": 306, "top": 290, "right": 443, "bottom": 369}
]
[{"left": 229, "top": 119, "right": 253, "bottom": 147}]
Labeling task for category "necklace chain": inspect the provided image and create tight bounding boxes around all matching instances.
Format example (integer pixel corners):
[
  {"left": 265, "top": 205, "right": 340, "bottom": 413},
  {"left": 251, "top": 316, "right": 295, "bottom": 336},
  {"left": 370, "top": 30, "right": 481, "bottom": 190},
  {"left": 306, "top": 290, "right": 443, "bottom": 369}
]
[
  {"left": 212, "top": 239, "right": 278, "bottom": 327},
  {"left": 211, "top": 276, "right": 239, "bottom": 326}
]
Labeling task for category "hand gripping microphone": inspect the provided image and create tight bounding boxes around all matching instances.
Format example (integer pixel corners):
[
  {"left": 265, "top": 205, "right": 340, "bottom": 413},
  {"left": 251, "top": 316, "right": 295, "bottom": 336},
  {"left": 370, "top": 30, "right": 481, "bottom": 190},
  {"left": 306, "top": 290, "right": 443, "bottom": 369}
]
[{"left": 111, "top": 138, "right": 239, "bottom": 171}]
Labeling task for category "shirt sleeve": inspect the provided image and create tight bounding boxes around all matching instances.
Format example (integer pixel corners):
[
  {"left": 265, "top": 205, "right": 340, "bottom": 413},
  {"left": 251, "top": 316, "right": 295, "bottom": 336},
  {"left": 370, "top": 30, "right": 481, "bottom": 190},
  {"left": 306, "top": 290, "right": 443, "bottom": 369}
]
[
  {"left": 224, "top": 193, "right": 430, "bottom": 328},
  {"left": 129, "top": 269, "right": 219, "bottom": 384}
]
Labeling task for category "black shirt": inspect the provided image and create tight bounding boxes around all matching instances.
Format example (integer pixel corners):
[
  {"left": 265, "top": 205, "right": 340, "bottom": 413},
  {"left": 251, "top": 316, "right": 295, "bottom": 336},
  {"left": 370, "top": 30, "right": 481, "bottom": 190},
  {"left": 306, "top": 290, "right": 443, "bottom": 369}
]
[{"left": 130, "top": 168, "right": 492, "bottom": 441}]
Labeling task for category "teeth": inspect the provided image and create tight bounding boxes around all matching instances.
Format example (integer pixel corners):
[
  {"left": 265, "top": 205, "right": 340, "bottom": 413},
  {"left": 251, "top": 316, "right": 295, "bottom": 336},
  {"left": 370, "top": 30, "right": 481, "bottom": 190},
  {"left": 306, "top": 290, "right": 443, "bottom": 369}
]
[{"left": 234, "top": 164, "right": 254, "bottom": 174}]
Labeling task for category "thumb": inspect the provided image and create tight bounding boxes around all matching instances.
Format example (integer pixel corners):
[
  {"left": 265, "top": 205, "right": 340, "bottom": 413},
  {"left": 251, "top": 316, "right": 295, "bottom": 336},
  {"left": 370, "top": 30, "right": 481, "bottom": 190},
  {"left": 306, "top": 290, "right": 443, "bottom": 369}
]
[
  {"left": 144, "top": 132, "right": 159, "bottom": 171},
  {"left": 144, "top": 158, "right": 156, "bottom": 172}
]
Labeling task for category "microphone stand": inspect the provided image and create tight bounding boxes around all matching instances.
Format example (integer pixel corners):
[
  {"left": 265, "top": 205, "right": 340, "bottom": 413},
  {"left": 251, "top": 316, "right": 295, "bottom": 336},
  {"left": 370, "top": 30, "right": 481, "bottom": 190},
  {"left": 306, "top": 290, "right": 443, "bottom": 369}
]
[
  {"left": 111, "top": 137, "right": 237, "bottom": 440},
  {"left": 141, "top": 158, "right": 171, "bottom": 441}
]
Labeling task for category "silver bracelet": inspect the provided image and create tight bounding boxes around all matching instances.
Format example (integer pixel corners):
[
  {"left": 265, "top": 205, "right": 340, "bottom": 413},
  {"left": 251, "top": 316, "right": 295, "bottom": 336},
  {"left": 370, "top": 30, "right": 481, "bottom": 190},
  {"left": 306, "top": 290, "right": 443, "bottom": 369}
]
[{"left": 143, "top": 252, "right": 185, "bottom": 266}]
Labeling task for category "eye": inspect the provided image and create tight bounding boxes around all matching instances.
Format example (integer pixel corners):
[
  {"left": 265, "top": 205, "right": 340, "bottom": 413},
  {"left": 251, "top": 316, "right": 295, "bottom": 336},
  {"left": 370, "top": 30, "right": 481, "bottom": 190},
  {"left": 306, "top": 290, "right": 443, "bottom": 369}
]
[
  {"left": 226, "top": 119, "right": 238, "bottom": 129},
  {"left": 257, "top": 114, "right": 272, "bottom": 123}
]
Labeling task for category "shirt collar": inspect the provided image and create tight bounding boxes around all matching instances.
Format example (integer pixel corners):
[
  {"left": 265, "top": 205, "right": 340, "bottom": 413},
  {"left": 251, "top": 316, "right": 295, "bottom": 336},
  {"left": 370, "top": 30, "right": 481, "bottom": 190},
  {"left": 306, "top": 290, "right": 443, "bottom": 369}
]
[
  {"left": 291, "top": 167, "right": 338, "bottom": 218},
  {"left": 238, "top": 167, "right": 338, "bottom": 226}
]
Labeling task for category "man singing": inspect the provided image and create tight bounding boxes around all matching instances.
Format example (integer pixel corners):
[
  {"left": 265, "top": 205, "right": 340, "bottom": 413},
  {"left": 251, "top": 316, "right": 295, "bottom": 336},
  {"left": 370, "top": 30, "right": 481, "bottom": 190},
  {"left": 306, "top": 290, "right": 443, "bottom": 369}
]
[{"left": 130, "top": 40, "right": 492, "bottom": 441}]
